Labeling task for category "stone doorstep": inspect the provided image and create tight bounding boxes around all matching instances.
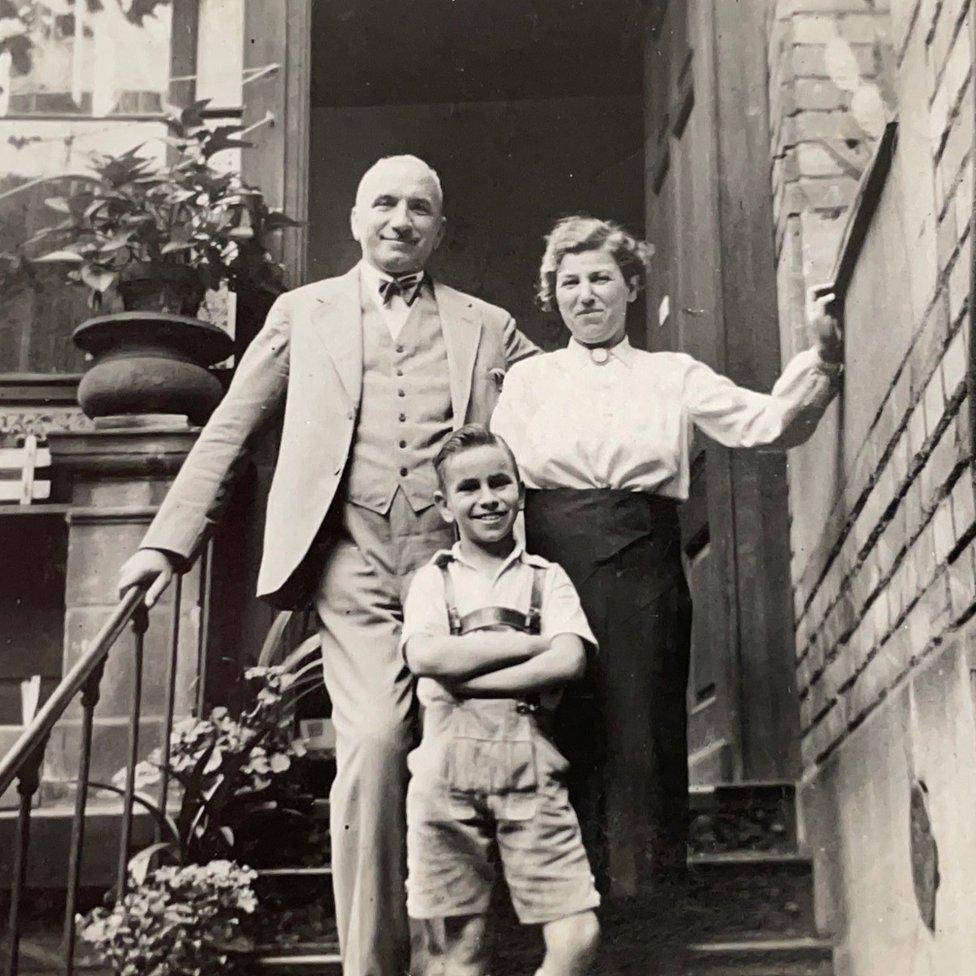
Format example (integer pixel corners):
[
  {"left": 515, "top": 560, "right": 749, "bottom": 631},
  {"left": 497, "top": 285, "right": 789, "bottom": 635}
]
[
  {"left": 0, "top": 803, "right": 157, "bottom": 888},
  {"left": 688, "top": 781, "right": 796, "bottom": 812},
  {"left": 255, "top": 951, "right": 342, "bottom": 975},
  {"left": 684, "top": 852, "right": 818, "bottom": 944},
  {"left": 683, "top": 936, "right": 835, "bottom": 975},
  {"left": 3, "top": 784, "right": 833, "bottom": 975},
  {"left": 689, "top": 782, "right": 800, "bottom": 857}
]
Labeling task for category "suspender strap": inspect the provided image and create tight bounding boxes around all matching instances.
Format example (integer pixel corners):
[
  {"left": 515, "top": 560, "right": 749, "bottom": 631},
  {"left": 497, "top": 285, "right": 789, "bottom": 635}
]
[
  {"left": 436, "top": 557, "right": 546, "bottom": 636},
  {"left": 526, "top": 565, "right": 545, "bottom": 635},
  {"left": 457, "top": 606, "right": 534, "bottom": 634},
  {"left": 437, "top": 558, "right": 463, "bottom": 635}
]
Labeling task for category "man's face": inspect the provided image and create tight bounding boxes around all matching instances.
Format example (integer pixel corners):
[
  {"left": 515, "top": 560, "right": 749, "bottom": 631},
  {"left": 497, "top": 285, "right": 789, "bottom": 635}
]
[
  {"left": 350, "top": 160, "right": 446, "bottom": 275},
  {"left": 435, "top": 444, "right": 523, "bottom": 550}
]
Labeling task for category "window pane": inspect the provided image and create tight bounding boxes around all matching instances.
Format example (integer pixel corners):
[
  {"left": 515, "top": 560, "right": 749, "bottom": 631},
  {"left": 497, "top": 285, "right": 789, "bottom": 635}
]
[{"left": 2, "top": 0, "right": 175, "bottom": 117}]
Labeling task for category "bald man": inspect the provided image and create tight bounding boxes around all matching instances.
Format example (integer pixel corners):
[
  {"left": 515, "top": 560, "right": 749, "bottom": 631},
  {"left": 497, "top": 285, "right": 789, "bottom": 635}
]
[{"left": 120, "top": 155, "right": 538, "bottom": 976}]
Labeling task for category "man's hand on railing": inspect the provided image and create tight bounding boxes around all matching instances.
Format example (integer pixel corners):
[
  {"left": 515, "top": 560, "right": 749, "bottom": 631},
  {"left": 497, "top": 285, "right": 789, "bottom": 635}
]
[{"left": 118, "top": 548, "right": 177, "bottom": 608}]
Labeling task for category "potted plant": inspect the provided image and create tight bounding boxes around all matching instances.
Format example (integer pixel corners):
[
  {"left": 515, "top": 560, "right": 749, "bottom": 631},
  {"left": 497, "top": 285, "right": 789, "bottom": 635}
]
[{"left": 7, "top": 100, "right": 300, "bottom": 422}]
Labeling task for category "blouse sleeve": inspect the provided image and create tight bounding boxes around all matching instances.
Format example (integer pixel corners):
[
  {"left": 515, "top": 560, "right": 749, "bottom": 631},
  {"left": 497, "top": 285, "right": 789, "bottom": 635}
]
[{"left": 682, "top": 346, "right": 839, "bottom": 450}]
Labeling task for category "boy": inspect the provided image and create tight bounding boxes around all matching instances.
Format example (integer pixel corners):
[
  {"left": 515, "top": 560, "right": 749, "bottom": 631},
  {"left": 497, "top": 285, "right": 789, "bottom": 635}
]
[{"left": 400, "top": 424, "right": 600, "bottom": 976}]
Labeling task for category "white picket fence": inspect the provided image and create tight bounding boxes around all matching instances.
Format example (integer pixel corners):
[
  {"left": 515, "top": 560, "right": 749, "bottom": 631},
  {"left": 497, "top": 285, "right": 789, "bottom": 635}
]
[{"left": 0, "top": 434, "right": 51, "bottom": 504}]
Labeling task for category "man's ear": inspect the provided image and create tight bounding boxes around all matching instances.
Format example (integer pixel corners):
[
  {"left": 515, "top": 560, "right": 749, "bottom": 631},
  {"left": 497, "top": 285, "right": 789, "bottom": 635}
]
[
  {"left": 350, "top": 207, "right": 362, "bottom": 243},
  {"left": 434, "top": 489, "right": 455, "bottom": 526},
  {"left": 432, "top": 216, "right": 446, "bottom": 251}
]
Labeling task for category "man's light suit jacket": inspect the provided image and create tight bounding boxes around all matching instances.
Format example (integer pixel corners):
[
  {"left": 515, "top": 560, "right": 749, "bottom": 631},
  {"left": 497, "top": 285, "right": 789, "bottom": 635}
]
[{"left": 140, "top": 267, "right": 539, "bottom": 608}]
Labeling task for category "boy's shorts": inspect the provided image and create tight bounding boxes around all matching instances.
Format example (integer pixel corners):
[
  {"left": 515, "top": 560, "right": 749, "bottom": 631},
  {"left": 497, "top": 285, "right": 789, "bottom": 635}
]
[{"left": 406, "top": 700, "right": 600, "bottom": 925}]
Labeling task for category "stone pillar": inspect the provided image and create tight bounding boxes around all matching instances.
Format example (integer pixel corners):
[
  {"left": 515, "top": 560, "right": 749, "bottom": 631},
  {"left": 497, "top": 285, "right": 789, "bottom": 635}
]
[{"left": 45, "top": 420, "right": 202, "bottom": 787}]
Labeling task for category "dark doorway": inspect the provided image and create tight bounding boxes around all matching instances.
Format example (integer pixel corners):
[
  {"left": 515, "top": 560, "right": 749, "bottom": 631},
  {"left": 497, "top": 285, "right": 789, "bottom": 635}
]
[
  {"left": 0, "top": 515, "right": 67, "bottom": 725},
  {"left": 293, "top": 0, "right": 798, "bottom": 787},
  {"left": 307, "top": 0, "right": 645, "bottom": 350}
]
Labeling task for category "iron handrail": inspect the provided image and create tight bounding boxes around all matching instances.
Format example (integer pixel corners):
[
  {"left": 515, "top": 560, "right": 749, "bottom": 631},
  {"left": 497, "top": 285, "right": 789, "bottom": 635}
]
[{"left": 0, "top": 585, "right": 147, "bottom": 798}]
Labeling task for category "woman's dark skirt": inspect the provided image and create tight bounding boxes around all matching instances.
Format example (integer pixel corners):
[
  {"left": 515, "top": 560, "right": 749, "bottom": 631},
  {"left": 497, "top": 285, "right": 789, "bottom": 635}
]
[{"left": 524, "top": 488, "right": 692, "bottom": 898}]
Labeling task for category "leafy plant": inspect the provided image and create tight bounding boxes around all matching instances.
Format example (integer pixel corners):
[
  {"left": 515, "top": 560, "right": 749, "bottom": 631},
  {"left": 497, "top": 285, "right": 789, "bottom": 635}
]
[
  {"left": 105, "top": 664, "right": 317, "bottom": 866},
  {"left": 79, "top": 859, "right": 258, "bottom": 976},
  {"left": 4, "top": 100, "right": 299, "bottom": 310},
  {"left": 78, "top": 654, "right": 329, "bottom": 974}
]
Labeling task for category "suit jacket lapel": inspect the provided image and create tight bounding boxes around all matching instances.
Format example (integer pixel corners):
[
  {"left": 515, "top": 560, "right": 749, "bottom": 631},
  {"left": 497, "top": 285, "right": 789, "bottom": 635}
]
[
  {"left": 435, "top": 280, "right": 483, "bottom": 427},
  {"left": 312, "top": 268, "right": 363, "bottom": 408}
]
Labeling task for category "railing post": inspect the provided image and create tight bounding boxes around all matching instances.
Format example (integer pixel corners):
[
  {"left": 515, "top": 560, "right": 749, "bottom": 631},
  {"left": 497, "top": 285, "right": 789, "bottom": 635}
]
[
  {"left": 116, "top": 604, "right": 149, "bottom": 900},
  {"left": 5, "top": 740, "right": 47, "bottom": 976},
  {"left": 62, "top": 660, "right": 106, "bottom": 976},
  {"left": 156, "top": 575, "right": 183, "bottom": 845},
  {"left": 196, "top": 539, "right": 214, "bottom": 716}
]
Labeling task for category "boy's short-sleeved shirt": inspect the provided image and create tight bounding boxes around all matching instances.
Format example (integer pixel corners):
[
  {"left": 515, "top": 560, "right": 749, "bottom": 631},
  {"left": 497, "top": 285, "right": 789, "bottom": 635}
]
[{"left": 401, "top": 542, "right": 596, "bottom": 706}]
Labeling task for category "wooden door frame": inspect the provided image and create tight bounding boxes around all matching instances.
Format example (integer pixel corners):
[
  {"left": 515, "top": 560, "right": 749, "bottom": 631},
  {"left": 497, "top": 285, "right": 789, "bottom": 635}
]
[
  {"left": 241, "top": 0, "right": 312, "bottom": 290},
  {"left": 710, "top": 0, "right": 801, "bottom": 781},
  {"left": 645, "top": 0, "right": 800, "bottom": 782}
]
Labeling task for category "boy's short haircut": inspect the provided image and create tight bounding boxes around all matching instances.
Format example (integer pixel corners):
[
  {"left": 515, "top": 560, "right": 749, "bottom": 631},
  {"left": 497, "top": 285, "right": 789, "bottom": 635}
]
[{"left": 433, "top": 423, "right": 521, "bottom": 491}]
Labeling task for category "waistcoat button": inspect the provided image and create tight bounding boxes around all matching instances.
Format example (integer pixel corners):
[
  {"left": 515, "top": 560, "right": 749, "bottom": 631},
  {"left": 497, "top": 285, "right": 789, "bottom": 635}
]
[{"left": 399, "top": 467, "right": 408, "bottom": 477}]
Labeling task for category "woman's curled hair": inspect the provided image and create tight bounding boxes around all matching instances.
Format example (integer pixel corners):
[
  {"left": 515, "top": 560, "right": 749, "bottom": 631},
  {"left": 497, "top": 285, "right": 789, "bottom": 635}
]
[{"left": 537, "top": 216, "right": 654, "bottom": 312}]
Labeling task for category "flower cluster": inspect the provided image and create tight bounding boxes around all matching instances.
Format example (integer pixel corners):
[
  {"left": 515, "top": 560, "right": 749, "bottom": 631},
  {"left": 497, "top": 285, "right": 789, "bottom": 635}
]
[
  {"left": 118, "top": 665, "right": 307, "bottom": 796},
  {"left": 79, "top": 860, "right": 258, "bottom": 976}
]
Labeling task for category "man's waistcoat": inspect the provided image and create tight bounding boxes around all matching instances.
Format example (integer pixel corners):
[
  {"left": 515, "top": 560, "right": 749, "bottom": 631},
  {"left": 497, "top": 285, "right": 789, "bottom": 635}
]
[
  {"left": 345, "top": 284, "right": 453, "bottom": 514},
  {"left": 138, "top": 267, "right": 538, "bottom": 609}
]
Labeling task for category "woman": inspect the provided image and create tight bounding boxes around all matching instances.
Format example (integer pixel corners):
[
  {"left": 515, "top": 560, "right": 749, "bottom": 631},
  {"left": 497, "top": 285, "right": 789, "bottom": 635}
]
[{"left": 491, "top": 216, "right": 840, "bottom": 898}]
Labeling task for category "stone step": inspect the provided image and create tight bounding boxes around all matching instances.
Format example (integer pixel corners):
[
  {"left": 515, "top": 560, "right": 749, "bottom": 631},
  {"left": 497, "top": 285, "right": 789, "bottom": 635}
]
[
  {"left": 0, "top": 802, "right": 157, "bottom": 888},
  {"left": 253, "top": 949, "right": 343, "bottom": 974},
  {"left": 251, "top": 866, "right": 337, "bottom": 953},
  {"left": 683, "top": 936, "right": 834, "bottom": 975},
  {"left": 684, "top": 852, "right": 817, "bottom": 943},
  {"left": 4, "top": 781, "right": 831, "bottom": 976},
  {"left": 689, "top": 781, "right": 798, "bottom": 856}
]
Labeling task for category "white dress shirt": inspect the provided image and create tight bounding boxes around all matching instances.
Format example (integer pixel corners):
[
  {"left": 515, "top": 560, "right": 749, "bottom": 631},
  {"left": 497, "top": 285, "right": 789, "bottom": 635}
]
[
  {"left": 359, "top": 260, "right": 419, "bottom": 340},
  {"left": 490, "top": 337, "right": 838, "bottom": 500}
]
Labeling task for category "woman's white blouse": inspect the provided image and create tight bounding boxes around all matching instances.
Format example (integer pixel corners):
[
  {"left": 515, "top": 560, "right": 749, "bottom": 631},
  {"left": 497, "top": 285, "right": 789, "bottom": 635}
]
[{"left": 490, "top": 338, "right": 837, "bottom": 500}]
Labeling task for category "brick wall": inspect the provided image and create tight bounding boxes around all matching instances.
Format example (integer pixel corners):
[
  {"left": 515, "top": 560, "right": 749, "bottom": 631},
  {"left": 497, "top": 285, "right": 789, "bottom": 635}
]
[
  {"left": 769, "top": 0, "right": 894, "bottom": 355},
  {"left": 768, "top": 0, "right": 976, "bottom": 969},
  {"left": 773, "top": 0, "right": 973, "bottom": 783}
]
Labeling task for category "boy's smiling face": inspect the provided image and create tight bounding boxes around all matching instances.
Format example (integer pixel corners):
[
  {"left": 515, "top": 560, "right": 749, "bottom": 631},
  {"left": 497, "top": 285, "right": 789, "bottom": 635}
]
[{"left": 435, "top": 443, "right": 523, "bottom": 550}]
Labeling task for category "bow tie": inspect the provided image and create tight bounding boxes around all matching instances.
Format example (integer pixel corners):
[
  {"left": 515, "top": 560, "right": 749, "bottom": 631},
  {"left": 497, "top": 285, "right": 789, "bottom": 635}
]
[{"left": 378, "top": 273, "right": 425, "bottom": 307}]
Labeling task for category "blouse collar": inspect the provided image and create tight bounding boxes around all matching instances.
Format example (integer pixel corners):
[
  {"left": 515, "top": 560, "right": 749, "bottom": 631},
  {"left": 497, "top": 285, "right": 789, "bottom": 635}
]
[{"left": 565, "top": 335, "right": 637, "bottom": 368}]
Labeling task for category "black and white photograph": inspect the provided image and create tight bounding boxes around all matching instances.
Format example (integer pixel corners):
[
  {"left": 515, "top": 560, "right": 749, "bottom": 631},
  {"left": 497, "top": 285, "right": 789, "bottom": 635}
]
[{"left": 0, "top": 1, "right": 972, "bottom": 974}]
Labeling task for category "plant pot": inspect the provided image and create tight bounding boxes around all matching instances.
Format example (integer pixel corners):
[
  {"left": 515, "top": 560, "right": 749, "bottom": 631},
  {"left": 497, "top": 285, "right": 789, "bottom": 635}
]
[
  {"left": 73, "top": 312, "right": 233, "bottom": 424},
  {"left": 118, "top": 263, "right": 206, "bottom": 316}
]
